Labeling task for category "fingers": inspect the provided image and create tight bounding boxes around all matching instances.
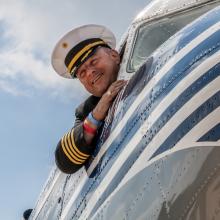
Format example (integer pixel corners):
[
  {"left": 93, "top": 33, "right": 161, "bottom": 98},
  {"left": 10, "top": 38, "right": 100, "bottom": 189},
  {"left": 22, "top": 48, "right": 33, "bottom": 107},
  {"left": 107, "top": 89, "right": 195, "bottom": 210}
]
[
  {"left": 93, "top": 80, "right": 126, "bottom": 120},
  {"left": 107, "top": 80, "right": 127, "bottom": 97},
  {"left": 111, "top": 80, "right": 126, "bottom": 90},
  {"left": 106, "top": 80, "right": 126, "bottom": 101},
  {"left": 110, "top": 80, "right": 127, "bottom": 88}
]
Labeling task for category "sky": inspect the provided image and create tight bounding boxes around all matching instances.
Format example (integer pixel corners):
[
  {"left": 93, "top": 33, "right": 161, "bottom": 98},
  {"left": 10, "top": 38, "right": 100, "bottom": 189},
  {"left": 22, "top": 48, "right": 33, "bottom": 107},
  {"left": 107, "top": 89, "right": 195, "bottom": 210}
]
[{"left": 0, "top": 0, "right": 150, "bottom": 219}]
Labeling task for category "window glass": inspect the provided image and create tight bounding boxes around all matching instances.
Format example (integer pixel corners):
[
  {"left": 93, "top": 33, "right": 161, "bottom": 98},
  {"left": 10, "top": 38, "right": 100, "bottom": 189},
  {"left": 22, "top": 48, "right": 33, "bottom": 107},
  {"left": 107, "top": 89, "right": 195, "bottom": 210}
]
[{"left": 128, "top": 2, "right": 220, "bottom": 72}]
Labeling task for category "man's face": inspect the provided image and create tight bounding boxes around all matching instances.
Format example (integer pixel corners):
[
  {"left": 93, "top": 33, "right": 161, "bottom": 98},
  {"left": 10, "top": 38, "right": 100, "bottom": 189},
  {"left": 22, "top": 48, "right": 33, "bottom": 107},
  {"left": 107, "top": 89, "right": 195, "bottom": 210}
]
[{"left": 76, "top": 47, "right": 120, "bottom": 97}]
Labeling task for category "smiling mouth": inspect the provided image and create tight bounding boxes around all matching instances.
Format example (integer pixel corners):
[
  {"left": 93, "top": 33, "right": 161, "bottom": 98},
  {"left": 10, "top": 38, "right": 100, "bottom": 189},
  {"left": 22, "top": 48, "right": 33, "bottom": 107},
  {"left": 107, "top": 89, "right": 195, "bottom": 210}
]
[{"left": 92, "top": 73, "right": 103, "bottom": 85}]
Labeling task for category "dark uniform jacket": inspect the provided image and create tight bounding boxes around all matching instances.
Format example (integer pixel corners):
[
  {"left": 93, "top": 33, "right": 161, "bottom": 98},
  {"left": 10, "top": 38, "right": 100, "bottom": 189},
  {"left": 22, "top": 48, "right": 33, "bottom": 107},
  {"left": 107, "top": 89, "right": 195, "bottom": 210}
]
[{"left": 55, "top": 95, "right": 100, "bottom": 174}]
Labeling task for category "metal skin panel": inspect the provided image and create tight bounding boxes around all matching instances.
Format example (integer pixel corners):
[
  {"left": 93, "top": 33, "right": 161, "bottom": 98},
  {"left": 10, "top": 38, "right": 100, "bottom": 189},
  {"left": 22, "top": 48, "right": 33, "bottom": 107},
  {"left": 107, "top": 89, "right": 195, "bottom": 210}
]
[
  {"left": 132, "top": 0, "right": 212, "bottom": 25},
  {"left": 30, "top": 3, "right": 220, "bottom": 220},
  {"left": 69, "top": 7, "right": 220, "bottom": 220},
  {"left": 92, "top": 147, "right": 220, "bottom": 220}
]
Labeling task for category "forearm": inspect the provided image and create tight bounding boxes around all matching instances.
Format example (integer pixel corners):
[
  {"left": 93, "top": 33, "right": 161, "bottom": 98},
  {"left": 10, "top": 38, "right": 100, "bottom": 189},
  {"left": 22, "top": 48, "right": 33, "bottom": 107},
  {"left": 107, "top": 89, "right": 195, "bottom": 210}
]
[
  {"left": 55, "top": 125, "right": 96, "bottom": 174},
  {"left": 54, "top": 80, "right": 126, "bottom": 174}
]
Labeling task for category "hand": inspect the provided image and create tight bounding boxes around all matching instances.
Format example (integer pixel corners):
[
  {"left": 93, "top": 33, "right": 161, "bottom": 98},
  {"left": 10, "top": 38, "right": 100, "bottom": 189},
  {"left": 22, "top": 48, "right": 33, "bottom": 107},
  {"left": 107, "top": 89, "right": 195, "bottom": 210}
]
[{"left": 92, "top": 80, "right": 126, "bottom": 121}]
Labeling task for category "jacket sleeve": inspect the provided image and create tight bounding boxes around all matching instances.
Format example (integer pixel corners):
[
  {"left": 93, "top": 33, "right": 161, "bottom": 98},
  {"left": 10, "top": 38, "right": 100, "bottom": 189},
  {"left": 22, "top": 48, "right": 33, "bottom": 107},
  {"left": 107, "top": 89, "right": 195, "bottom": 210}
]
[{"left": 55, "top": 96, "right": 100, "bottom": 174}]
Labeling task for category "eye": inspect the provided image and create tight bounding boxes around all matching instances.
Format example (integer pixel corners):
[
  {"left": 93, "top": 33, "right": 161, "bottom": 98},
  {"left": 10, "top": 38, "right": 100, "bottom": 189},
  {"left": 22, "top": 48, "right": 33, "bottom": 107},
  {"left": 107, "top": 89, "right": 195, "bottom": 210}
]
[
  {"left": 77, "top": 69, "right": 86, "bottom": 78},
  {"left": 91, "top": 58, "right": 98, "bottom": 66}
]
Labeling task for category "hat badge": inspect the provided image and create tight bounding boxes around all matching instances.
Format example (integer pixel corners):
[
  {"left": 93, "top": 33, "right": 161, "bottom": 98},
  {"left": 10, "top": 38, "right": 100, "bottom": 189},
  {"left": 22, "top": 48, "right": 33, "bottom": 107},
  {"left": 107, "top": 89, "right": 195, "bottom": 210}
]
[{"left": 62, "top": 42, "right": 68, "bottom": 48}]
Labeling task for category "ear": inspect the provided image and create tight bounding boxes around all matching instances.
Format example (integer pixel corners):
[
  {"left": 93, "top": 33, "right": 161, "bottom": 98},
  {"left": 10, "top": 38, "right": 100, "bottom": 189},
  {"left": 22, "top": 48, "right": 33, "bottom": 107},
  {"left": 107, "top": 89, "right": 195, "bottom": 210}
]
[{"left": 110, "top": 49, "right": 120, "bottom": 65}]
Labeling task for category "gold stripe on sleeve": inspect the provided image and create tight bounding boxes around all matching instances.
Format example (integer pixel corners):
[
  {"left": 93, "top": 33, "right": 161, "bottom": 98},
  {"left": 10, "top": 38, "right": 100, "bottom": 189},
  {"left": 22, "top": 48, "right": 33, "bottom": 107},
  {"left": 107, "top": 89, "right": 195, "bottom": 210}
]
[
  {"left": 70, "top": 129, "right": 90, "bottom": 158},
  {"left": 61, "top": 136, "right": 83, "bottom": 165},
  {"left": 66, "top": 131, "right": 88, "bottom": 160},
  {"left": 63, "top": 134, "right": 85, "bottom": 163}
]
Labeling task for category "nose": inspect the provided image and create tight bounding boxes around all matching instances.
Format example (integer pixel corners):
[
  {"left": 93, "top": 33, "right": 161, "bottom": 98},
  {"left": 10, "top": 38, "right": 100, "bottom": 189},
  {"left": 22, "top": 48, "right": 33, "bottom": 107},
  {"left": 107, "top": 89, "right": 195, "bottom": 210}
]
[{"left": 86, "top": 66, "right": 97, "bottom": 78}]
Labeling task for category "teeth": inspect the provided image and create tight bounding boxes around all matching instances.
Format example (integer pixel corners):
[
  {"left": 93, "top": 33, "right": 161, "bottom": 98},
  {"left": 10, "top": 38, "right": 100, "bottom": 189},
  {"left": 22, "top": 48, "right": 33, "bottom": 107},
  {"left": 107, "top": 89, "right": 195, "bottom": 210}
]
[{"left": 92, "top": 73, "right": 102, "bottom": 85}]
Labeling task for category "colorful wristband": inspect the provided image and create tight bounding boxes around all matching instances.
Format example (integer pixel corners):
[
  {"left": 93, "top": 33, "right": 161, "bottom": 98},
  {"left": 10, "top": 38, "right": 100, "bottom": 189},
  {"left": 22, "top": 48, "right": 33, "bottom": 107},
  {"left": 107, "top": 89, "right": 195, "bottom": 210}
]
[
  {"left": 83, "top": 121, "right": 97, "bottom": 135},
  {"left": 87, "top": 112, "right": 103, "bottom": 128}
]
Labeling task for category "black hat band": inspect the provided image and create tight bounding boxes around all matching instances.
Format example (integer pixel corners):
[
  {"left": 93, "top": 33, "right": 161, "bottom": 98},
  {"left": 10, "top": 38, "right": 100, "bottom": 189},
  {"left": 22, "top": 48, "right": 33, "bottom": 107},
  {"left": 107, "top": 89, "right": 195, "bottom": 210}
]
[{"left": 64, "top": 38, "right": 108, "bottom": 77}]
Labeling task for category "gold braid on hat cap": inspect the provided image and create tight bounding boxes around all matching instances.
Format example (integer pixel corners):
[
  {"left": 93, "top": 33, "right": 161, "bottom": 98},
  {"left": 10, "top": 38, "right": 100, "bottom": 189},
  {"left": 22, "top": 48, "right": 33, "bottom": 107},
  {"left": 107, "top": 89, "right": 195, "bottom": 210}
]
[{"left": 64, "top": 38, "right": 109, "bottom": 78}]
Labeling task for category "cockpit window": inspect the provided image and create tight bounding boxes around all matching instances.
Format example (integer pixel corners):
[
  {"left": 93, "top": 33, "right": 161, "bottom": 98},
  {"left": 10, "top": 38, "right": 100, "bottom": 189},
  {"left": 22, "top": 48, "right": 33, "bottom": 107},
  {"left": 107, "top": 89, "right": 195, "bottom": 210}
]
[{"left": 128, "top": 1, "right": 220, "bottom": 72}]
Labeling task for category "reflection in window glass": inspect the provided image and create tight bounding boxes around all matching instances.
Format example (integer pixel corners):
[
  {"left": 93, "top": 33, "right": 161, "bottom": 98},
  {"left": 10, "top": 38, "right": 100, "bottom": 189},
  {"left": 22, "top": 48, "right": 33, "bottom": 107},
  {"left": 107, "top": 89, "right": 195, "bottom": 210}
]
[{"left": 128, "top": 2, "right": 219, "bottom": 72}]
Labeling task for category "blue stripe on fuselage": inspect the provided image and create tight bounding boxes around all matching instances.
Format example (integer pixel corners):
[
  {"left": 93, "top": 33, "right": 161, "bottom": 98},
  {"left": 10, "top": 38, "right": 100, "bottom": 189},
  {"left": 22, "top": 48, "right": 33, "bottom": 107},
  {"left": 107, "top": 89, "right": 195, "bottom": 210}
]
[
  {"left": 197, "top": 123, "right": 220, "bottom": 141},
  {"left": 67, "top": 9, "right": 220, "bottom": 219},
  {"left": 88, "top": 64, "right": 220, "bottom": 218},
  {"left": 72, "top": 37, "right": 220, "bottom": 220},
  {"left": 151, "top": 91, "right": 220, "bottom": 158},
  {"left": 92, "top": 29, "right": 220, "bottom": 177}
]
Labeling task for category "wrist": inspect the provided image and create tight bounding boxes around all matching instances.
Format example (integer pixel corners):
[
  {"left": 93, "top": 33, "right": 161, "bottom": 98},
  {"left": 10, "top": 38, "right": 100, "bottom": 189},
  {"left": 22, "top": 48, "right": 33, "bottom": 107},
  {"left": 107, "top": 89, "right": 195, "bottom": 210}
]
[
  {"left": 83, "top": 120, "right": 97, "bottom": 135},
  {"left": 87, "top": 112, "right": 103, "bottom": 128}
]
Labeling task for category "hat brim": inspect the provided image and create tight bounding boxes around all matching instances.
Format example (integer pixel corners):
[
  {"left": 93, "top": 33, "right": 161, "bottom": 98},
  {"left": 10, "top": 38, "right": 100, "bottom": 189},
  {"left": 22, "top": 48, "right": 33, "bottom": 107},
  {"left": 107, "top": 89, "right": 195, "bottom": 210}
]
[{"left": 51, "top": 24, "right": 116, "bottom": 79}]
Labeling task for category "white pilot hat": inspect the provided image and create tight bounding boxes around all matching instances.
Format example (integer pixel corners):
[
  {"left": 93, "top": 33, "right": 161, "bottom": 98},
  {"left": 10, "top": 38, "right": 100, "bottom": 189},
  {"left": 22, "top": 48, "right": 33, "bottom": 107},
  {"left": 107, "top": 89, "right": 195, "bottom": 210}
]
[{"left": 51, "top": 24, "right": 116, "bottom": 79}]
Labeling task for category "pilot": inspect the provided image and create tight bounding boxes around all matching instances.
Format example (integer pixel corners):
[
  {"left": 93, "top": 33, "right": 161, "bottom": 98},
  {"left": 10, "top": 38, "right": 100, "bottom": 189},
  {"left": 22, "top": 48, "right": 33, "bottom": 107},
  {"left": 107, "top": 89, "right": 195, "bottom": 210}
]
[{"left": 52, "top": 24, "right": 126, "bottom": 174}]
